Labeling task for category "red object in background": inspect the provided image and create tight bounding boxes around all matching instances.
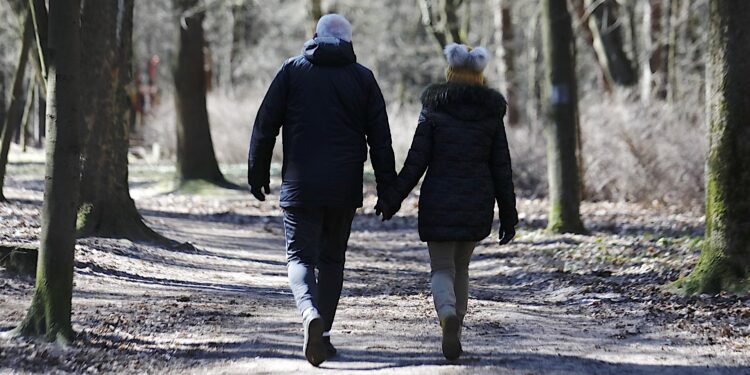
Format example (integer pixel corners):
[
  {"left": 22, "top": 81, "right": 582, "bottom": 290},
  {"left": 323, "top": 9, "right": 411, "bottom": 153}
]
[
  {"left": 147, "top": 55, "right": 161, "bottom": 109},
  {"left": 148, "top": 55, "right": 159, "bottom": 86}
]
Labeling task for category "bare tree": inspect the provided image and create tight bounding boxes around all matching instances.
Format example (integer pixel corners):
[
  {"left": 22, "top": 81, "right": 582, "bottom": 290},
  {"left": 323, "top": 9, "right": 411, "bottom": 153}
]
[
  {"left": 675, "top": 0, "right": 750, "bottom": 295},
  {"left": 418, "top": 0, "right": 468, "bottom": 51},
  {"left": 14, "top": 0, "right": 82, "bottom": 344},
  {"left": 542, "top": 0, "right": 587, "bottom": 234},
  {"left": 582, "top": 0, "right": 637, "bottom": 86},
  {"left": 173, "top": 0, "right": 231, "bottom": 186},
  {"left": 493, "top": 0, "right": 518, "bottom": 125},
  {"left": 0, "top": 6, "right": 33, "bottom": 202}
]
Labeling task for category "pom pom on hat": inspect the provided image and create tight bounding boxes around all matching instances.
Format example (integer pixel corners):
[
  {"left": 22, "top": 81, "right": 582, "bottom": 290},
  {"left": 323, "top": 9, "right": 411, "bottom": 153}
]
[{"left": 444, "top": 43, "right": 489, "bottom": 85}]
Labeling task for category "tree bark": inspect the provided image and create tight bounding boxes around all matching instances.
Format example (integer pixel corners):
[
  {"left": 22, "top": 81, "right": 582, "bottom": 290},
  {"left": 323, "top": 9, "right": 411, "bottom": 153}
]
[
  {"left": 494, "top": 0, "right": 518, "bottom": 125},
  {"left": 418, "top": 0, "right": 466, "bottom": 51},
  {"left": 676, "top": 0, "right": 750, "bottom": 295},
  {"left": 76, "top": 0, "right": 165, "bottom": 241},
  {"left": 36, "top": 83, "right": 45, "bottom": 146},
  {"left": 655, "top": 0, "right": 671, "bottom": 99},
  {"left": 572, "top": 0, "right": 614, "bottom": 93},
  {"left": 20, "top": 79, "right": 34, "bottom": 152},
  {"left": 625, "top": 0, "right": 640, "bottom": 75},
  {"left": 640, "top": 0, "right": 654, "bottom": 101},
  {"left": 14, "top": 0, "right": 82, "bottom": 344},
  {"left": 0, "top": 75, "right": 5, "bottom": 147},
  {"left": 26, "top": 0, "right": 49, "bottom": 148},
  {"left": 230, "top": 3, "right": 252, "bottom": 87},
  {"left": 0, "top": 9, "right": 33, "bottom": 202},
  {"left": 28, "top": 0, "right": 48, "bottom": 90},
  {"left": 665, "top": 0, "right": 679, "bottom": 102},
  {"left": 308, "top": 0, "right": 323, "bottom": 36},
  {"left": 173, "top": 0, "right": 228, "bottom": 186},
  {"left": 444, "top": 0, "right": 465, "bottom": 44},
  {"left": 666, "top": 0, "right": 689, "bottom": 102},
  {"left": 419, "top": 0, "right": 449, "bottom": 51},
  {"left": 584, "top": 0, "right": 637, "bottom": 86},
  {"left": 542, "top": 0, "right": 587, "bottom": 234},
  {"left": 526, "top": 5, "right": 542, "bottom": 123}
]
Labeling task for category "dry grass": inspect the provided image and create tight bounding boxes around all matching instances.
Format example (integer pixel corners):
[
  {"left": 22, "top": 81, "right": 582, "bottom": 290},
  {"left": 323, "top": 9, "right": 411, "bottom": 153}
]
[{"left": 142, "top": 89, "right": 705, "bottom": 208}]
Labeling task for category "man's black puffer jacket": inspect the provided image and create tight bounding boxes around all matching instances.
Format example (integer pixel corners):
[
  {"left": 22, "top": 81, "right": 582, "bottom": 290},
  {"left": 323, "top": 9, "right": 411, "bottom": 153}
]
[
  {"left": 247, "top": 37, "right": 396, "bottom": 208},
  {"left": 384, "top": 82, "right": 518, "bottom": 242}
]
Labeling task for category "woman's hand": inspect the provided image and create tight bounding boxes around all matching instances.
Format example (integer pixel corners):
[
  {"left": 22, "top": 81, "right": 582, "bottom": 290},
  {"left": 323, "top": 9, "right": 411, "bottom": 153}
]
[
  {"left": 374, "top": 199, "right": 399, "bottom": 221},
  {"left": 498, "top": 223, "right": 515, "bottom": 245}
]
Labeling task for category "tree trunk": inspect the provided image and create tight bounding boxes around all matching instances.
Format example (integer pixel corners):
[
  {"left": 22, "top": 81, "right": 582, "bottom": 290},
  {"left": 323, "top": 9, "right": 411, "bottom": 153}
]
[
  {"left": 655, "top": 0, "right": 671, "bottom": 99},
  {"left": 76, "top": 0, "right": 165, "bottom": 241},
  {"left": 230, "top": 3, "right": 252, "bottom": 87},
  {"left": 418, "top": 0, "right": 467, "bottom": 51},
  {"left": 493, "top": 0, "right": 518, "bottom": 125},
  {"left": 675, "top": 0, "right": 750, "bottom": 295},
  {"left": 666, "top": 0, "right": 690, "bottom": 103},
  {"left": 666, "top": 0, "right": 679, "bottom": 102},
  {"left": 419, "top": 0, "right": 449, "bottom": 51},
  {"left": 20, "top": 79, "right": 35, "bottom": 152},
  {"left": 14, "top": 0, "right": 82, "bottom": 344},
  {"left": 0, "top": 75, "right": 5, "bottom": 145},
  {"left": 0, "top": 9, "right": 33, "bottom": 202},
  {"left": 36, "top": 84, "right": 45, "bottom": 147},
  {"left": 584, "top": 0, "right": 637, "bottom": 86},
  {"left": 28, "top": 0, "right": 48, "bottom": 82},
  {"left": 308, "top": 0, "right": 323, "bottom": 36},
  {"left": 625, "top": 0, "right": 640, "bottom": 75},
  {"left": 526, "top": 4, "right": 542, "bottom": 123},
  {"left": 640, "top": 0, "right": 654, "bottom": 101},
  {"left": 444, "top": 0, "right": 465, "bottom": 44},
  {"left": 173, "top": 0, "right": 228, "bottom": 186},
  {"left": 541, "top": 0, "right": 587, "bottom": 234},
  {"left": 572, "top": 0, "right": 614, "bottom": 93}
]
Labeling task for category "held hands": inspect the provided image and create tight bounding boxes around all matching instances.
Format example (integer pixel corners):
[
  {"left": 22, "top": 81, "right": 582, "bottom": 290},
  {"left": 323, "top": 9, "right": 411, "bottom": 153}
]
[
  {"left": 374, "top": 199, "right": 399, "bottom": 222},
  {"left": 250, "top": 184, "right": 271, "bottom": 202},
  {"left": 498, "top": 222, "right": 516, "bottom": 245}
]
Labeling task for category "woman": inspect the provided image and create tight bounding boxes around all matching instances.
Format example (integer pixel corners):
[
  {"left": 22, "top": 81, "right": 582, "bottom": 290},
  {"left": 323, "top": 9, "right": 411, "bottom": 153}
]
[{"left": 376, "top": 43, "right": 518, "bottom": 361}]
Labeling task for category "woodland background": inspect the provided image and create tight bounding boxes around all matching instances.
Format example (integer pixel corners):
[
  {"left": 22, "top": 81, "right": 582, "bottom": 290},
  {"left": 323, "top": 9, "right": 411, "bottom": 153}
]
[{"left": 0, "top": 0, "right": 707, "bottom": 207}]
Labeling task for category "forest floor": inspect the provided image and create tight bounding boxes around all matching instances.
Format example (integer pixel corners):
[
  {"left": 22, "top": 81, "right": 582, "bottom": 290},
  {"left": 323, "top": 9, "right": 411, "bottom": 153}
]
[{"left": 2, "top": 152, "right": 750, "bottom": 374}]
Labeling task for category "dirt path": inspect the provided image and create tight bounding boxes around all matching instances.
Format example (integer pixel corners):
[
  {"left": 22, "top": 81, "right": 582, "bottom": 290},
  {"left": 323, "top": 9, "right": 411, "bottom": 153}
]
[{"left": 2, "top": 173, "right": 750, "bottom": 374}]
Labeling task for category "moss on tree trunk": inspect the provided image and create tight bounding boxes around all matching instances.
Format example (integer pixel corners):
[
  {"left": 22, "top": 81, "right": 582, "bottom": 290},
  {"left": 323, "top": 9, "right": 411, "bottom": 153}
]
[
  {"left": 674, "top": 0, "right": 750, "bottom": 295},
  {"left": 541, "top": 0, "right": 587, "bottom": 234},
  {"left": 14, "top": 0, "right": 82, "bottom": 344}
]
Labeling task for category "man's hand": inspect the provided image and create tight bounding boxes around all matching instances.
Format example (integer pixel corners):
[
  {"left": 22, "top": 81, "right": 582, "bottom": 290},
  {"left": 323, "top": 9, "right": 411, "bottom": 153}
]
[
  {"left": 250, "top": 184, "right": 271, "bottom": 202},
  {"left": 374, "top": 200, "right": 398, "bottom": 222},
  {"left": 498, "top": 223, "right": 516, "bottom": 245}
]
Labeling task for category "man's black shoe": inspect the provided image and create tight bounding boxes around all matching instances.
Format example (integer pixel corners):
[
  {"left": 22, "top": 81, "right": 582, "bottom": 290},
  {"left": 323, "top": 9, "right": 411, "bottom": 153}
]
[{"left": 303, "top": 311, "right": 327, "bottom": 366}]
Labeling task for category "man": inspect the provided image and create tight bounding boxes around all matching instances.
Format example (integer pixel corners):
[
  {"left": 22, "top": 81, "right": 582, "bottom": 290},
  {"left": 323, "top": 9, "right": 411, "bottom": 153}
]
[{"left": 247, "top": 14, "right": 396, "bottom": 366}]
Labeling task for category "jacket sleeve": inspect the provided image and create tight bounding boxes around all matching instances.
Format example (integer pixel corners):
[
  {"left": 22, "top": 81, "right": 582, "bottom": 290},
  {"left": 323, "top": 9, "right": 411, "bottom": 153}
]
[
  {"left": 364, "top": 76, "right": 397, "bottom": 196},
  {"left": 247, "top": 63, "right": 289, "bottom": 188},
  {"left": 490, "top": 118, "right": 518, "bottom": 227},
  {"left": 385, "top": 108, "right": 433, "bottom": 205}
]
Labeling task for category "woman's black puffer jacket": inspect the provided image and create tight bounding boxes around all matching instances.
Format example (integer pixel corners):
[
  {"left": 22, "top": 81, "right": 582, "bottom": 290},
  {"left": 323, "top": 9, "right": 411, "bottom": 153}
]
[{"left": 383, "top": 82, "right": 518, "bottom": 242}]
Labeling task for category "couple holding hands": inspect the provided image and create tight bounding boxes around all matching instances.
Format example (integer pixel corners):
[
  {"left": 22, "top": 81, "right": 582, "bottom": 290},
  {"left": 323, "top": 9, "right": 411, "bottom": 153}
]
[{"left": 247, "top": 14, "right": 517, "bottom": 366}]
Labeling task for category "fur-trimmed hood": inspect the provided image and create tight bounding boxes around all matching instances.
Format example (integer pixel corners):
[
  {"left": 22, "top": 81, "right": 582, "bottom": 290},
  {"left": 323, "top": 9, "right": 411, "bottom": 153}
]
[{"left": 421, "top": 82, "right": 507, "bottom": 120}]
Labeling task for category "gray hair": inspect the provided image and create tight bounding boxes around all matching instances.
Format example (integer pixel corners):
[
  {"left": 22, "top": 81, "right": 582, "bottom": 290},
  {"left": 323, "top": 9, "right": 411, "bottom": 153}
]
[{"left": 315, "top": 14, "right": 353, "bottom": 42}]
